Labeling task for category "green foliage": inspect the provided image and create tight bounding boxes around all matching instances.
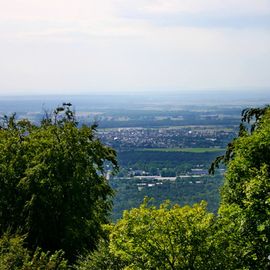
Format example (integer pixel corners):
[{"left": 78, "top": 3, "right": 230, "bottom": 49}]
[
  {"left": 24, "top": 248, "right": 67, "bottom": 270},
  {"left": 0, "top": 232, "right": 67, "bottom": 270},
  {"left": 213, "top": 106, "right": 270, "bottom": 269},
  {"left": 75, "top": 240, "right": 126, "bottom": 270},
  {"left": 0, "top": 232, "right": 29, "bottom": 270},
  {"left": 74, "top": 224, "right": 126, "bottom": 270},
  {"left": 0, "top": 104, "right": 118, "bottom": 261},
  {"left": 109, "top": 200, "right": 215, "bottom": 269}
]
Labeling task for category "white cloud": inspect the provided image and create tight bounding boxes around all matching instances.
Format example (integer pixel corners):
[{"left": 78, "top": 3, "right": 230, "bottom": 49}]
[
  {"left": 0, "top": 0, "right": 115, "bottom": 21},
  {"left": 0, "top": 0, "right": 269, "bottom": 42},
  {"left": 0, "top": 0, "right": 269, "bottom": 93},
  {"left": 116, "top": 0, "right": 270, "bottom": 15}
]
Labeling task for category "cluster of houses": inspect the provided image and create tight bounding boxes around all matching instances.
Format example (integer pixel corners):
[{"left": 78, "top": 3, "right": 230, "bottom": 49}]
[{"left": 99, "top": 127, "right": 235, "bottom": 149}]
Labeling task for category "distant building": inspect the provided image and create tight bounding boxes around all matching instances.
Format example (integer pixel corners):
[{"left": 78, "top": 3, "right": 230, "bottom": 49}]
[{"left": 190, "top": 169, "right": 208, "bottom": 175}]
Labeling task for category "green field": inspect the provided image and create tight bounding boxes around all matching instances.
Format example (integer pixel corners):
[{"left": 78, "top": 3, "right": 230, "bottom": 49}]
[{"left": 138, "top": 147, "right": 225, "bottom": 153}]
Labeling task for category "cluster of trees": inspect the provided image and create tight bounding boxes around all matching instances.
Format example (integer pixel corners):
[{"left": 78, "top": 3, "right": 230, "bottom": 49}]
[
  {"left": 118, "top": 151, "right": 221, "bottom": 168},
  {"left": 0, "top": 104, "right": 270, "bottom": 269},
  {"left": 111, "top": 175, "right": 223, "bottom": 221}
]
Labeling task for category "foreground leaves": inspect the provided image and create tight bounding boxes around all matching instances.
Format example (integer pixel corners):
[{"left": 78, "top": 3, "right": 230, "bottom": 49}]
[{"left": 0, "top": 233, "right": 67, "bottom": 270}]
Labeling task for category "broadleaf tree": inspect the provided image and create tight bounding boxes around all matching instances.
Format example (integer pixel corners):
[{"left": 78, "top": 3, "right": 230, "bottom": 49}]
[
  {"left": 109, "top": 199, "right": 216, "bottom": 270},
  {"left": 211, "top": 106, "right": 270, "bottom": 269},
  {"left": 0, "top": 104, "right": 118, "bottom": 261}
]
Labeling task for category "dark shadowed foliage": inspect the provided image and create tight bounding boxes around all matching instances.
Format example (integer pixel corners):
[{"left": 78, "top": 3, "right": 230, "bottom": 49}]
[{"left": 0, "top": 104, "right": 118, "bottom": 261}]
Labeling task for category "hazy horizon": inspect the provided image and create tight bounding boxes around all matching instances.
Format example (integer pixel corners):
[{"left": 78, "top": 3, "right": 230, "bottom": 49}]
[
  {"left": 0, "top": 88, "right": 269, "bottom": 97},
  {"left": 1, "top": 91, "right": 270, "bottom": 115}
]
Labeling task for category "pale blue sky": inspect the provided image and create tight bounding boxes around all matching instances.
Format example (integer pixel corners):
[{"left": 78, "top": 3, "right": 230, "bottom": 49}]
[{"left": 0, "top": 0, "right": 269, "bottom": 95}]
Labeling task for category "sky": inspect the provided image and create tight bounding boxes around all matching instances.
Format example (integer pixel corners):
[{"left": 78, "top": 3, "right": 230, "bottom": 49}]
[{"left": 0, "top": 0, "right": 269, "bottom": 95}]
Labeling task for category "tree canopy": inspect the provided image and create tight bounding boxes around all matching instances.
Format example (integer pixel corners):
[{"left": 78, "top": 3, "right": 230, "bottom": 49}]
[
  {"left": 110, "top": 200, "right": 215, "bottom": 270},
  {"left": 0, "top": 104, "right": 118, "bottom": 261},
  {"left": 215, "top": 106, "right": 270, "bottom": 268}
]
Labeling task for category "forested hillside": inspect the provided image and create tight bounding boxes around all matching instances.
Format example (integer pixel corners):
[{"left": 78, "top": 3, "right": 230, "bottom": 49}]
[{"left": 0, "top": 105, "right": 270, "bottom": 269}]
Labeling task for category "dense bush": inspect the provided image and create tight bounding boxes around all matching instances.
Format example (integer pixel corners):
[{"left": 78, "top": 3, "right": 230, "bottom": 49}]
[{"left": 0, "top": 233, "right": 67, "bottom": 269}]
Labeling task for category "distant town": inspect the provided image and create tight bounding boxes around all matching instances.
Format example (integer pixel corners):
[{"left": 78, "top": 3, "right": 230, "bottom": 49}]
[{"left": 99, "top": 126, "right": 236, "bottom": 150}]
